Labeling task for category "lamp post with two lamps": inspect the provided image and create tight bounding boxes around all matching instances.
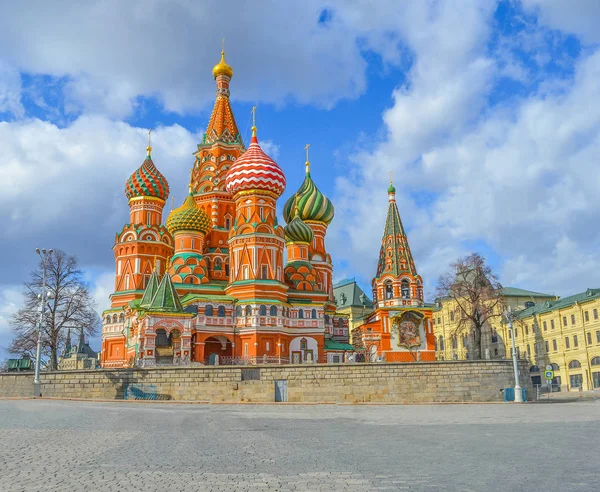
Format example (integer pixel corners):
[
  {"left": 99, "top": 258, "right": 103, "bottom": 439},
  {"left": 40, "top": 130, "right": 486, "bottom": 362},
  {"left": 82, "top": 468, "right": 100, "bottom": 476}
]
[
  {"left": 33, "top": 248, "right": 54, "bottom": 397},
  {"left": 505, "top": 305, "right": 523, "bottom": 403}
]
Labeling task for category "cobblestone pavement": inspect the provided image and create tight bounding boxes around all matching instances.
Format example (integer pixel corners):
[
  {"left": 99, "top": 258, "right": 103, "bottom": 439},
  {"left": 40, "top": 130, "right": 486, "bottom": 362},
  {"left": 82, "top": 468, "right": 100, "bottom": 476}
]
[{"left": 0, "top": 400, "right": 598, "bottom": 491}]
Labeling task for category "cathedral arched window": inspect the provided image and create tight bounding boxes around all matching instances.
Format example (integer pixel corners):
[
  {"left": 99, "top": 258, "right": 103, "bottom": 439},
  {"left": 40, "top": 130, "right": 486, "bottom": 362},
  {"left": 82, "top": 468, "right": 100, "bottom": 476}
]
[
  {"left": 217, "top": 306, "right": 225, "bottom": 317},
  {"left": 298, "top": 310, "right": 304, "bottom": 319},
  {"left": 401, "top": 280, "right": 410, "bottom": 299},
  {"left": 269, "top": 305, "right": 277, "bottom": 316},
  {"left": 245, "top": 305, "right": 252, "bottom": 316},
  {"left": 119, "top": 313, "right": 124, "bottom": 322},
  {"left": 205, "top": 305, "right": 214, "bottom": 316},
  {"left": 325, "top": 314, "right": 330, "bottom": 324},
  {"left": 385, "top": 282, "right": 393, "bottom": 300},
  {"left": 259, "top": 305, "right": 267, "bottom": 316},
  {"left": 439, "top": 336, "right": 445, "bottom": 351},
  {"left": 311, "top": 309, "right": 317, "bottom": 319},
  {"left": 236, "top": 305, "right": 242, "bottom": 317},
  {"left": 300, "top": 338, "right": 307, "bottom": 350}
]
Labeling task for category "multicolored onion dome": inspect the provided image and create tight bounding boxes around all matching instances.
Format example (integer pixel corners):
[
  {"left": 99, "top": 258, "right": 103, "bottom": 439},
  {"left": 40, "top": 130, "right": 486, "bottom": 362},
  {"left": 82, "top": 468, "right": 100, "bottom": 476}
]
[
  {"left": 226, "top": 132, "right": 286, "bottom": 197},
  {"left": 388, "top": 182, "right": 396, "bottom": 194},
  {"left": 283, "top": 168, "right": 334, "bottom": 225},
  {"left": 213, "top": 50, "right": 233, "bottom": 79},
  {"left": 125, "top": 150, "right": 170, "bottom": 201},
  {"left": 284, "top": 212, "right": 314, "bottom": 244},
  {"left": 166, "top": 194, "right": 212, "bottom": 235}
]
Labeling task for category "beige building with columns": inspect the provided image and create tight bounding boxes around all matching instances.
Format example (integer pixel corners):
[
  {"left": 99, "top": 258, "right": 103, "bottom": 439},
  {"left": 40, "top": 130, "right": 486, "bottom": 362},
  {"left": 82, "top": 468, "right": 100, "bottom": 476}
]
[{"left": 432, "top": 286, "right": 600, "bottom": 391}]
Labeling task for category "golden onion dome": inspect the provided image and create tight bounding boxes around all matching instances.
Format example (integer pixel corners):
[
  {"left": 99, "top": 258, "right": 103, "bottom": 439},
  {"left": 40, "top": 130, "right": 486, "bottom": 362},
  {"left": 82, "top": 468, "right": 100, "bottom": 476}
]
[
  {"left": 166, "top": 194, "right": 212, "bottom": 235},
  {"left": 212, "top": 51, "right": 233, "bottom": 79}
]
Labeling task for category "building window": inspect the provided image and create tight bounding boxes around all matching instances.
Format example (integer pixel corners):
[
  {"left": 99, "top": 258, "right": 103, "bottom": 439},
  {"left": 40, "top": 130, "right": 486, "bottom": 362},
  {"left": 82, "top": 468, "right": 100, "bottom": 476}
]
[
  {"left": 236, "top": 305, "right": 242, "bottom": 317},
  {"left": 225, "top": 217, "right": 231, "bottom": 229},
  {"left": 462, "top": 335, "right": 468, "bottom": 348},
  {"left": 594, "top": 309, "right": 599, "bottom": 320},
  {"left": 311, "top": 309, "right": 317, "bottom": 319},
  {"left": 245, "top": 305, "right": 252, "bottom": 316},
  {"left": 205, "top": 305, "right": 214, "bottom": 316},
  {"left": 491, "top": 332, "right": 498, "bottom": 343},
  {"left": 146, "top": 212, "right": 151, "bottom": 224},
  {"left": 438, "top": 317, "right": 441, "bottom": 325},
  {"left": 385, "top": 282, "right": 393, "bottom": 300},
  {"left": 573, "top": 335, "right": 578, "bottom": 348},
  {"left": 450, "top": 311, "right": 454, "bottom": 322},
  {"left": 563, "top": 316, "right": 567, "bottom": 327},
  {"left": 259, "top": 305, "right": 267, "bottom": 316},
  {"left": 525, "top": 325, "right": 529, "bottom": 336},
  {"left": 298, "top": 310, "right": 304, "bottom": 319},
  {"left": 259, "top": 207, "right": 264, "bottom": 220},
  {"left": 439, "top": 336, "right": 445, "bottom": 351},
  {"left": 551, "top": 319, "right": 555, "bottom": 330},
  {"left": 261, "top": 265, "right": 268, "bottom": 279},
  {"left": 570, "top": 374, "right": 583, "bottom": 389},
  {"left": 543, "top": 321, "right": 547, "bottom": 331},
  {"left": 569, "top": 360, "right": 581, "bottom": 369},
  {"left": 514, "top": 328, "right": 518, "bottom": 338},
  {"left": 565, "top": 336, "right": 570, "bottom": 349},
  {"left": 526, "top": 344, "right": 530, "bottom": 357},
  {"left": 269, "top": 305, "right": 277, "bottom": 316},
  {"left": 553, "top": 339, "right": 557, "bottom": 351},
  {"left": 217, "top": 306, "right": 225, "bottom": 317},
  {"left": 243, "top": 265, "right": 249, "bottom": 280},
  {"left": 585, "top": 311, "right": 589, "bottom": 322},
  {"left": 597, "top": 331, "right": 600, "bottom": 343},
  {"left": 587, "top": 332, "right": 592, "bottom": 345},
  {"left": 571, "top": 314, "right": 576, "bottom": 325},
  {"left": 452, "top": 337, "right": 458, "bottom": 349},
  {"left": 300, "top": 338, "right": 307, "bottom": 350},
  {"left": 401, "top": 280, "right": 410, "bottom": 299},
  {"left": 544, "top": 341, "right": 549, "bottom": 353}
]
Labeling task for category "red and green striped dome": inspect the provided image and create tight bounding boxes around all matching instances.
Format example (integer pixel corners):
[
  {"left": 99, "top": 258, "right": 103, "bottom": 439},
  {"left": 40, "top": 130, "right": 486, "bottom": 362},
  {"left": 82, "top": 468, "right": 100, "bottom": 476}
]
[{"left": 125, "top": 152, "right": 169, "bottom": 201}]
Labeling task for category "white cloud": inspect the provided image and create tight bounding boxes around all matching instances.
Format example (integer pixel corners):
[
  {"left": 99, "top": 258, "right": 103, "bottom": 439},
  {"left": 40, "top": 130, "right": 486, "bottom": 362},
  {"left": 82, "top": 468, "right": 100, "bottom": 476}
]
[
  {"left": 522, "top": 0, "right": 600, "bottom": 44},
  {"left": 0, "top": 61, "right": 23, "bottom": 118},
  {"left": 329, "top": 3, "right": 600, "bottom": 298},
  {"left": 0, "top": 285, "right": 24, "bottom": 358}
]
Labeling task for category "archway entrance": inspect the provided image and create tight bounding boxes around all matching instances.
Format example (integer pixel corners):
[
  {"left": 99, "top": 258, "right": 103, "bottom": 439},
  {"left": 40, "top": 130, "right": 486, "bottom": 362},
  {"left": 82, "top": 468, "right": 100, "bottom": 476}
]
[
  {"left": 204, "top": 336, "right": 233, "bottom": 365},
  {"left": 155, "top": 328, "right": 173, "bottom": 363}
]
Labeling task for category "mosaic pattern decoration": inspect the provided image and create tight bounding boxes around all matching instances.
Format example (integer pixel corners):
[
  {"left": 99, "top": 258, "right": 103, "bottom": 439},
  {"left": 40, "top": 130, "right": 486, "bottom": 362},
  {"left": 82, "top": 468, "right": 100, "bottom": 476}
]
[
  {"left": 166, "top": 194, "right": 212, "bottom": 235},
  {"left": 225, "top": 135, "right": 286, "bottom": 197},
  {"left": 283, "top": 170, "right": 334, "bottom": 225},
  {"left": 125, "top": 156, "right": 170, "bottom": 201}
]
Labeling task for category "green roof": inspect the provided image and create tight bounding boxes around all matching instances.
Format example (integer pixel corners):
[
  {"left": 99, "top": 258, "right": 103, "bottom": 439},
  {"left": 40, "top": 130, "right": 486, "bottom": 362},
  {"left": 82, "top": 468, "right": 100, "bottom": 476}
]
[
  {"left": 515, "top": 288, "right": 600, "bottom": 319},
  {"left": 139, "top": 270, "right": 160, "bottom": 308},
  {"left": 324, "top": 340, "right": 354, "bottom": 351},
  {"left": 501, "top": 287, "right": 555, "bottom": 298},
  {"left": 147, "top": 273, "right": 185, "bottom": 313},
  {"left": 333, "top": 278, "right": 373, "bottom": 309}
]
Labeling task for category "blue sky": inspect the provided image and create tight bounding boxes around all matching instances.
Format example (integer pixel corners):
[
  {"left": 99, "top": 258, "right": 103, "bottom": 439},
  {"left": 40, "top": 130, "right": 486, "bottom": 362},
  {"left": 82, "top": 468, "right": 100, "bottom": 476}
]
[{"left": 1, "top": 0, "right": 600, "bottom": 357}]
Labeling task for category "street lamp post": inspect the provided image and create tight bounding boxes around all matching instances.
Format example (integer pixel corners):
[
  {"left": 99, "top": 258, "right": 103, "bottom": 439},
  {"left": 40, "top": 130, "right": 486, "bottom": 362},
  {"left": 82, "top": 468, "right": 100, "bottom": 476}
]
[
  {"left": 33, "top": 248, "right": 53, "bottom": 397},
  {"left": 506, "top": 306, "right": 523, "bottom": 403}
]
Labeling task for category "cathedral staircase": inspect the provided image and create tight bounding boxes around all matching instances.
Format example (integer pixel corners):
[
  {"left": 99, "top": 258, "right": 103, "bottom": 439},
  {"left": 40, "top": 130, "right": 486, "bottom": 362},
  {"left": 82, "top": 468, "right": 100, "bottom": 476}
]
[{"left": 155, "top": 346, "right": 174, "bottom": 365}]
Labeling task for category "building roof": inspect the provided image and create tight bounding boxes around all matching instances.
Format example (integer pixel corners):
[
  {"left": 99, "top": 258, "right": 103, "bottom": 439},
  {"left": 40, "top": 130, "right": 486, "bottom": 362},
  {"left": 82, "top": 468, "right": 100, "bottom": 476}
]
[
  {"left": 125, "top": 149, "right": 169, "bottom": 201},
  {"left": 500, "top": 287, "right": 555, "bottom": 298},
  {"left": 515, "top": 288, "right": 600, "bottom": 319},
  {"left": 374, "top": 186, "right": 418, "bottom": 280},
  {"left": 146, "top": 273, "right": 185, "bottom": 313},
  {"left": 324, "top": 339, "right": 355, "bottom": 351},
  {"left": 282, "top": 164, "right": 334, "bottom": 226},
  {"left": 333, "top": 278, "right": 374, "bottom": 309}
]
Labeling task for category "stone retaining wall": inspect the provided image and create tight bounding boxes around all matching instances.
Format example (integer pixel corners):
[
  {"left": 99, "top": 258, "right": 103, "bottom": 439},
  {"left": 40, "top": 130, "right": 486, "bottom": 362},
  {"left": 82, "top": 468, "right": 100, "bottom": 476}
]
[{"left": 0, "top": 360, "right": 531, "bottom": 403}]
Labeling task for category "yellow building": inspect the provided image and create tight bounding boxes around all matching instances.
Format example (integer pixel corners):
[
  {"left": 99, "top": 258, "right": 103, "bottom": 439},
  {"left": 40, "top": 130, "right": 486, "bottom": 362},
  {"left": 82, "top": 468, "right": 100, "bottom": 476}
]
[
  {"left": 432, "top": 286, "right": 600, "bottom": 392},
  {"left": 511, "top": 288, "right": 600, "bottom": 391}
]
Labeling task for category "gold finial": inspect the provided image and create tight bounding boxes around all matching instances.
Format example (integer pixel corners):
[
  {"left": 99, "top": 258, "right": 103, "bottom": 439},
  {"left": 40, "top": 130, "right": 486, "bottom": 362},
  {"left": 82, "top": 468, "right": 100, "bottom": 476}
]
[
  {"left": 304, "top": 143, "right": 311, "bottom": 174},
  {"left": 222, "top": 38, "right": 225, "bottom": 53},
  {"left": 251, "top": 106, "right": 257, "bottom": 137},
  {"left": 147, "top": 128, "right": 153, "bottom": 156},
  {"left": 389, "top": 171, "right": 392, "bottom": 184}
]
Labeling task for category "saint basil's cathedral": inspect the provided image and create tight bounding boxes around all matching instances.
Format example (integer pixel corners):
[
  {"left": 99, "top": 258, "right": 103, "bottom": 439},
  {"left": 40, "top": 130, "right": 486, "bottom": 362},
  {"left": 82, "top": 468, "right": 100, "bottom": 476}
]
[{"left": 100, "top": 51, "right": 435, "bottom": 368}]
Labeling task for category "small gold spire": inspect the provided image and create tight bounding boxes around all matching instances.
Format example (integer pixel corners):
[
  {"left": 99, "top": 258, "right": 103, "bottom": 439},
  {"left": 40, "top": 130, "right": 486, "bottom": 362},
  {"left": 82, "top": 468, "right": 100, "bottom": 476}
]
[
  {"left": 389, "top": 171, "right": 392, "bottom": 184},
  {"left": 147, "top": 128, "right": 153, "bottom": 156},
  {"left": 251, "top": 106, "right": 257, "bottom": 137},
  {"left": 304, "top": 143, "right": 311, "bottom": 174}
]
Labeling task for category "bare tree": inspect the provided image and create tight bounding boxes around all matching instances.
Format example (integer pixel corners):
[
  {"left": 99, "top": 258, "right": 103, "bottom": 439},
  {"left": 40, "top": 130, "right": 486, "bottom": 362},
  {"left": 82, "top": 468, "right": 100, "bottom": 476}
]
[
  {"left": 9, "top": 250, "right": 100, "bottom": 370},
  {"left": 436, "top": 253, "right": 505, "bottom": 359}
]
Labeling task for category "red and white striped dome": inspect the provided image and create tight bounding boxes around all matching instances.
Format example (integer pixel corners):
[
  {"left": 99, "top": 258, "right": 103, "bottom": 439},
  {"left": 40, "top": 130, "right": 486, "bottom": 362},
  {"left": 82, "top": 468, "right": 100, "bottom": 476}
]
[{"left": 226, "top": 134, "right": 286, "bottom": 197}]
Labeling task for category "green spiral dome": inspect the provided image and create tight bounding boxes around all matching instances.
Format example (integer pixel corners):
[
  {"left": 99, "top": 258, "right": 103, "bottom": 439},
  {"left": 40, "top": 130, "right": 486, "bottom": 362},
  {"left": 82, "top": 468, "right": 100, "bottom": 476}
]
[
  {"left": 284, "top": 214, "right": 314, "bottom": 244},
  {"left": 283, "top": 170, "right": 334, "bottom": 226},
  {"left": 166, "top": 194, "right": 212, "bottom": 235}
]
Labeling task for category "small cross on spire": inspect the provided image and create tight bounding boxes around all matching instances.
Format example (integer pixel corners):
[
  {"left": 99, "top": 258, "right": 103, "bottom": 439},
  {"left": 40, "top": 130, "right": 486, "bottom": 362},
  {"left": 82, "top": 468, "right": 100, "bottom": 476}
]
[
  {"left": 251, "top": 106, "right": 257, "bottom": 137},
  {"left": 147, "top": 128, "right": 153, "bottom": 156},
  {"left": 304, "top": 143, "right": 311, "bottom": 174}
]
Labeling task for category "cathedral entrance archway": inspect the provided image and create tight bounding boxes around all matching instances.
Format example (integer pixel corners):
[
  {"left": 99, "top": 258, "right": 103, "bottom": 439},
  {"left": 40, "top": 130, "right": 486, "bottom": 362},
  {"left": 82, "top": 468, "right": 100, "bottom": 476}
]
[
  {"left": 155, "top": 329, "right": 168, "bottom": 347},
  {"left": 204, "top": 336, "right": 233, "bottom": 364}
]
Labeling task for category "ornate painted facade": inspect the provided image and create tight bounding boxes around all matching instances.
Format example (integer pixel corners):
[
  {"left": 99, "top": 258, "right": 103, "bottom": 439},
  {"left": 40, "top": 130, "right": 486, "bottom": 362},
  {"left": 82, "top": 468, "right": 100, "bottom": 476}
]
[
  {"left": 101, "top": 51, "right": 351, "bottom": 368},
  {"left": 351, "top": 182, "right": 436, "bottom": 362}
]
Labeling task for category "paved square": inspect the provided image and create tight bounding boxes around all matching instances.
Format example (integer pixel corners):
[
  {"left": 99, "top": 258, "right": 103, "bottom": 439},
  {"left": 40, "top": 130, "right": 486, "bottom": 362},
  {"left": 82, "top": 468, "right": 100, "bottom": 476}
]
[{"left": 0, "top": 399, "right": 598, "bottom": 491}]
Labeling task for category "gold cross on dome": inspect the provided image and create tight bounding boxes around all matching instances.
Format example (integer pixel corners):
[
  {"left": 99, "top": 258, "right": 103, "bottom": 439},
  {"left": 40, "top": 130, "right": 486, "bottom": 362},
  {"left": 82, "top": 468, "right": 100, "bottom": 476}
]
[
  {"left": 147, "top": 128, "right": 153, "bottom": 156},
  {"left": 304, "top": 143, "right": 310, "bottom": 162},
  {"left": 222, "top": 38, "right": 225, "bottom": 53}
]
